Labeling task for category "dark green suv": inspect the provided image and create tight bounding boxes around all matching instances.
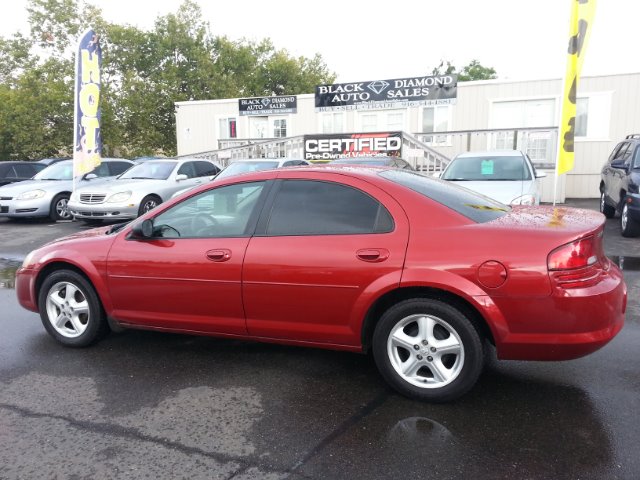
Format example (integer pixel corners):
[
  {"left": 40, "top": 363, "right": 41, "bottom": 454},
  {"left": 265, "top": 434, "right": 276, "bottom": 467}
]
[{"left": 600, "top": 134, "right": 640, "bottom": 237}]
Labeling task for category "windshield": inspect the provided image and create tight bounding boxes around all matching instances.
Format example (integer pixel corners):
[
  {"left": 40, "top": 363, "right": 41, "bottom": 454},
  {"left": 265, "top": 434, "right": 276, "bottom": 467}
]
[
  {"left": 119, "top": 161, "right": 177, "bottom": 180},
  {"left": 216, "top": 161, "right": 280, "bottom": 180},
  {"left": 379, "top": 169, "right": 510, "bottom": 223},
  {"left": 442, "top": 155, "right": 532, "bottom": 181},
  {"left": 33, "top": 161, "right": 73, "bottom": 180}
]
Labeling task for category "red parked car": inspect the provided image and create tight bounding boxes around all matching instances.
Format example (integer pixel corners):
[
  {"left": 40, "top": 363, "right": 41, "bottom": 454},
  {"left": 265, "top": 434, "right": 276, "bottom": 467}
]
[{"left": 16, "top": 166, "right": 626, "bottom": 402}]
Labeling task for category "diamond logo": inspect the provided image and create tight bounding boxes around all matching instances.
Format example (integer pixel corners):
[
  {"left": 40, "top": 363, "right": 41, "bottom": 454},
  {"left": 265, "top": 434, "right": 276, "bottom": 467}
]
[
  {"left": 261, "top": 98, "right": 271, "bottom": 106},
  {"left": 367, "top": 80, "right": 390, "bottom": 95}
]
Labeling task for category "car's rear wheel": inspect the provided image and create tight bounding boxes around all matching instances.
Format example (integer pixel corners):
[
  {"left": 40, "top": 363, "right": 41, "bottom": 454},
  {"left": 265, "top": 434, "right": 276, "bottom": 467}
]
[
  {"left": 621, "top": 202, "right": 640, "bottom": 237},
  {"left": 600, "top": 191, "right": 615, "bottom": 218},
  {"left": 38, "top": 269, "right": 109, "bottom": 347},
  {"left": 49, "top": 193, "right": 71, "bottom": 221},
  {"left": 372, "top": 298, "right": 484, "bottom": 402},
  {"left": 138, "top": 195, "right": 161, "bottom": 217}
]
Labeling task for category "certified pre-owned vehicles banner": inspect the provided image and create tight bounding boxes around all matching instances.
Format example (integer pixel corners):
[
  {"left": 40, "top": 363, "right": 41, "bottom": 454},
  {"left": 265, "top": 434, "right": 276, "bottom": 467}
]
[
  {"left": 239, "top": 95, "right": 297, "bottom": 116},
  {"left": 315, "top": 75, "right": 457, "bottom": 112},
  {"left": 304, "top": 132, "right": 402, "bottom": 161}
]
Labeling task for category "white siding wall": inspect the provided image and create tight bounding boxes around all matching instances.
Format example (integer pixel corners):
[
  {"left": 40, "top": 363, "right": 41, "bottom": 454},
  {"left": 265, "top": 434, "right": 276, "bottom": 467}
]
[{"left": 176, "top": 73, "right": 640, "bottom": 199}]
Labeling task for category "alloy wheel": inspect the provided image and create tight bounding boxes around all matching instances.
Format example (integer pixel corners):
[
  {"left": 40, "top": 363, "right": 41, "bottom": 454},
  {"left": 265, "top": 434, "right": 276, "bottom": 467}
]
[
  {"left": 386, "top": 314, "right": 465, "bottom": 389},
  {"left": 45, "top": 281, "right": 90, "bottom": 338}
]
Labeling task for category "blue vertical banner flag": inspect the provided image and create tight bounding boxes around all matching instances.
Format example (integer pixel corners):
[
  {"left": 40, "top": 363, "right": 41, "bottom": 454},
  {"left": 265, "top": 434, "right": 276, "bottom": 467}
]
[
  {"left": 73, "top": 28, "right": 102, "bottom": 177},
  {"left": 556, "top": 0, "right": 597, "bottom": 176}
]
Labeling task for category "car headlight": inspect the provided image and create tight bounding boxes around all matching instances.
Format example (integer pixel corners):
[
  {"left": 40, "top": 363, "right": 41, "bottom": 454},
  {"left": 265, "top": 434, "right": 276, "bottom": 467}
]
[
  {"left": 511, "top": 194, "right": 536, "bottom": 206},
  {"left": 21, "top": 250, "right": 36, "bottom": 269},
  {"left": 16, "top": 189, "right": 46, "bottom": 200},
  {"left": 107, "top": 191, "right": 132, "bottom": 203}
]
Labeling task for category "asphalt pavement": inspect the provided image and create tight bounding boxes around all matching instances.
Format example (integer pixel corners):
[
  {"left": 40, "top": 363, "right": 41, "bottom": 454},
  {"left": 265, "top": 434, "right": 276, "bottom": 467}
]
[{"left": 0, "top": 201, "right": 639, "bottom": 480}]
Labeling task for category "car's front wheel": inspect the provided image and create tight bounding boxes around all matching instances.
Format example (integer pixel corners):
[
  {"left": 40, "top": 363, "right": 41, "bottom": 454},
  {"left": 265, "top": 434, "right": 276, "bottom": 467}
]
[
  {"left": 372, "top": 298, "right": 484, "bottom": 402},
  {"left": 138, "top": 195, "right": 161, "bottom": 217},
  {"left": 49, "top": 193, "right": 71, "bottom": 221},
  {"left": 621, "top": 202, "right": 640, "bottom": 237},
  {"left": 38, "top": 269, "right": 109, "bottom": 347},
  {"left": 600, "top": 191, "right": 615, "bottom": 218}
]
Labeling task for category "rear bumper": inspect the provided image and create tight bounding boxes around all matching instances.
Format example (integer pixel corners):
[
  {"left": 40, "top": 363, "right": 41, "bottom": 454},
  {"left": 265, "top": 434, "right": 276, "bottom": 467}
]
[{"left": 492, "top": 263, "right": 626, "bottom": 361}]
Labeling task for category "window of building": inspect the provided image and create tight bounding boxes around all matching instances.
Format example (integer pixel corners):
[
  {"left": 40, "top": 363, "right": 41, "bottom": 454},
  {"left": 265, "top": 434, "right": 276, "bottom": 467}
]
[
  {"left": 575, "top": 97, "right": 588, "bottom": 137},
  {"left": 273, "top": 118, "right": 287, "bottom": 138},
  {"left": 266, "top": 180, "right": 394, "bottom": 236},
  {"left": 360, "top": 114, "right": 378, "bottom": 132},
  {"left": 249, "top": 117, "right": 268, "bottom": 138},
  {"left": 218, "top": 117, "right": 237, "bottom": 139},
  {"left": 321, "top": 112, "right": 344, "bottom": 133},
  {"left": 421, "top": 106, "right": 451, "bottom": 144}
]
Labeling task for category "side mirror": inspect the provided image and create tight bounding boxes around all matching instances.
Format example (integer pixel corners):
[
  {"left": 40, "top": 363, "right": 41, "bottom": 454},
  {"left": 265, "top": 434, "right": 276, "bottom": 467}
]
[
  {"left": 432, "top": 172, "right": 442, "bottom": 178},
  {"left": 131, "top": 219, "right": 154, "bottom": 239},
  {"left": 535, "top": 171, "right": 547, "bottom": 178},
  {"left": 84, "top": 173, "right": 97, "bottom": 180},
  {"left": 175, "top": 174, "right": 188, "bottom": 181},
  {"left": 611, "top": 160, "right": 629, "bottom": 170}
]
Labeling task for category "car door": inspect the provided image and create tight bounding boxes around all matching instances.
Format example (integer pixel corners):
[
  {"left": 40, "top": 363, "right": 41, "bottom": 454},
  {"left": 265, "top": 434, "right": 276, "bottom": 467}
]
[
  {"left": 107, "top": 180, "right": 269, "bottom": 334},
  {"left": 607, "top": 142, "right": 629, "bottom": 205},
  {"left": 243, "top": 172, "right": 410, "bottom": 347}
]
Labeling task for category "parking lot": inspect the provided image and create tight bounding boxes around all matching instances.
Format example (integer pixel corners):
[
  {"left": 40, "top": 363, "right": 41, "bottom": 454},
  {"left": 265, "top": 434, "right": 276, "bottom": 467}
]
[{"left": 1, "top": 199, "right": 639, "bottom": 480}]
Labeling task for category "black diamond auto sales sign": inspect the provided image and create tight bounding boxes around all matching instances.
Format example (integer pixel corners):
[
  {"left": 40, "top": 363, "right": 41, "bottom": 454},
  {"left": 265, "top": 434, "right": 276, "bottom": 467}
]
[
  {"left": 239, "top": 95, "right": 297, "bottom": 116},
  {"left": 315, "top": 75, "right": 457, "bottom": 111}
]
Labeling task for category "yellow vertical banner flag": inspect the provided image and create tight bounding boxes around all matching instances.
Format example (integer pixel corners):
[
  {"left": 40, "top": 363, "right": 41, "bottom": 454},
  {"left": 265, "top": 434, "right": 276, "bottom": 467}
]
[{"left": 557, "top": 0, "right": 597, "bottom": 175}]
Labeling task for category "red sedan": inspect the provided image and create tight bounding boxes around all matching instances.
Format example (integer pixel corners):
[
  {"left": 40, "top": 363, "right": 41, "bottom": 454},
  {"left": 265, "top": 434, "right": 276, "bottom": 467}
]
[{"left": 16, "top": 166, "right": 626, "bottom": 402}]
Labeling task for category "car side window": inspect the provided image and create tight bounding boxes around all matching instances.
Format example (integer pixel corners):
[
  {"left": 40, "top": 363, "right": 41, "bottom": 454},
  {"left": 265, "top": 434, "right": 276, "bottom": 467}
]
[
  {"left": 609, "top": 143, "right": 626, "bottom": 162},
  {"left": 90, "top": 162, "right": 112, "bottom": 177},
  {"left": 622, "top": 144, "right": 634, "bottom": 166},
  {"left": 632, "top": 146, "right": 640, "bottom": 169},
  {"left": 177, "top": 162, "right": 197, "bottom": 178},
  {"left": 109, "top": 162, "right": 133, "bottom": 176},
  {"left": 613, "top": 143, "right": 629, "bottom": 163},
  {"left": 265, "top": 180, "right": 394, "bottom": 236},
  {"left": 14, "top": 164, "right": 36, "bottom": 177},
  {"left": 194, "top": 161, "right": 220, "bottom": 177},
  {"left": 151, "top": 181, "right": 265, "bottom": 238}
]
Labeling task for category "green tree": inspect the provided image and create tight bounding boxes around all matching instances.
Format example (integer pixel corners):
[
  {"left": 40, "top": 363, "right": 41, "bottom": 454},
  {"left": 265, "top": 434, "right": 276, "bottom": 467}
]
[
  {"left": 0, "top": 0, "right": 336, "bottom": 159},
  {"left": 431, "top": 59, "right": 497, "bottom": 81}
]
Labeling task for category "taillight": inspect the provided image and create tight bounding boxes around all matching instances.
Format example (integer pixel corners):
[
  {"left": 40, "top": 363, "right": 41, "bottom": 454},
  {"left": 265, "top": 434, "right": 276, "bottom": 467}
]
[{"left": 547, "top": 233, "right": 608, "bottom": 288}]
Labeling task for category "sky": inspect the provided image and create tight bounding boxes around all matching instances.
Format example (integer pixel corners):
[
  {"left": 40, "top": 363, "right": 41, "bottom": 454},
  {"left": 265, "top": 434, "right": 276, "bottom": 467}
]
[{"left": 1, "top": 0, "right": 639, "bottom": 84}]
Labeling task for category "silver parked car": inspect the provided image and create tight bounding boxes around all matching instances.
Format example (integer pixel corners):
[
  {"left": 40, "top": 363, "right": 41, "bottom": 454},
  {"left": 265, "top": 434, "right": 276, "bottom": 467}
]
[
  {"left": 170, "top": 158, "right": 309, "bottom": 199},
  {"left": 68, "top": 158, "right": 221, "bottom": 222},
  {"left": 439, "top": 150, "right": 546, "bottom": 205},
  {"left": 0, "top": 159, "right": 134, "bottom": 221}
]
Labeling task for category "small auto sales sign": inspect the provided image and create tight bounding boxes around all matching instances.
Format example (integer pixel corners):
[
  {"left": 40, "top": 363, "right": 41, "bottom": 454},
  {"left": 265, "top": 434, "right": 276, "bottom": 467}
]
[
  {"left": 304, "top": 132, "right": 402, "bottom": 161},
  {"left": 239, "top": 95, "right": 297, "bottom": 116},
  {"left": 315, "top": 75, "right": 457, "bottom": 111}
]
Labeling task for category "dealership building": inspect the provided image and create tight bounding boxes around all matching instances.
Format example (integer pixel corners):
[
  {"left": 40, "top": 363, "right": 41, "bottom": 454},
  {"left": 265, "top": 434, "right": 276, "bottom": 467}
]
[{"left": 175, "top": 72, "right": 640, "bottom": 202}]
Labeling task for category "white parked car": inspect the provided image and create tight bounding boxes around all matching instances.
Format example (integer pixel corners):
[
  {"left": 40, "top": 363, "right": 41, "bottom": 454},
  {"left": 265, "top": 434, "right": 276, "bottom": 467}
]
[
  {"left": 439, "top": 150, "right": 546, "bottom": 205},
  {"left": 68, "top": 158, "right": 220, "bottom": 223}
]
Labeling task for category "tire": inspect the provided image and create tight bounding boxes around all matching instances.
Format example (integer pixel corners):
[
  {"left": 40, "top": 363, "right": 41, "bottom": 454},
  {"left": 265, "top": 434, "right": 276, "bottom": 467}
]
[
  {"left": 600, "top": 191, "right": 615, "bottom": 219},
  {"left": 38, "top": 269, "right": 109, "bottom": 347},
  {"left": 49, "top": 193, "right": 71, "bottom": 221},
  {"left": 621, "top": 202, "right": 640, "bottom": 237},
  {"left": 372, "top": 298, "right": 484, "bottom": 402},
  {"left": 138, "top": 195, "right": 161, "bottom": 217}
]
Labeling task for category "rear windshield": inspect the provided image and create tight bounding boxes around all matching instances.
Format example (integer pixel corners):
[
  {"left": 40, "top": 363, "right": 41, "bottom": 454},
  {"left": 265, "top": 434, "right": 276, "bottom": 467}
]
[
  {"left": 442, "top": 155, "right": 532, "bottom": 181},
  {"left": 379, "top": 169, "right": 510, "bottom": 223}
]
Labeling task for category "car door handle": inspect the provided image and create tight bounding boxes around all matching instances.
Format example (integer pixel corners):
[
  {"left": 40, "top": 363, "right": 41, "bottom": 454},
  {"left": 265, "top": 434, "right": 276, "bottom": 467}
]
[
  {"left": 206, "top": 249, "right": 232, "bottom": 262},
  {"left": 356, "top": 249, "right": 390, "bottom": 263}
]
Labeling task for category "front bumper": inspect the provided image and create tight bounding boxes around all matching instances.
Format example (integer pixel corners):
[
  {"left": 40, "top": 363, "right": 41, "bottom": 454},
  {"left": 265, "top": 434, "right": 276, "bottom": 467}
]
[
  {"left": 16, "top": 266, "right": 38, "bottom": 312},
  {"left": 624, "top": 193, "right": 640, "bottom": 222},
  {"left": 68, "top": 200, "right": 139, "bottom": 220},
  {"left": 0, "top": 198, "right": 51, "bottom": 218}
]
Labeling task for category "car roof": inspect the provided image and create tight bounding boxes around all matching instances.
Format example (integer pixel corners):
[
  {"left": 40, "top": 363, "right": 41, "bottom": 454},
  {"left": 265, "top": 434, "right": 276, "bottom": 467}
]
[{"left": 455, "top": 150, "right": 524, "bottom": 158}]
